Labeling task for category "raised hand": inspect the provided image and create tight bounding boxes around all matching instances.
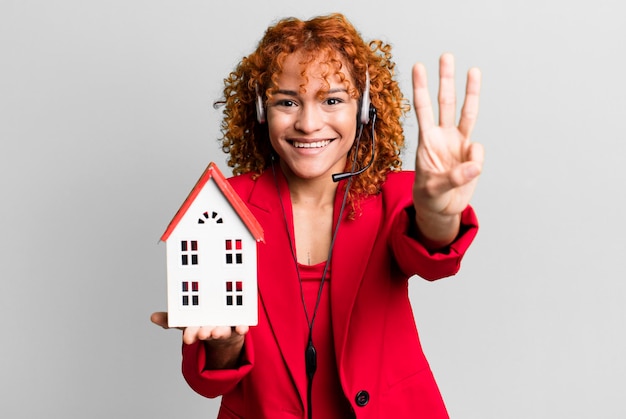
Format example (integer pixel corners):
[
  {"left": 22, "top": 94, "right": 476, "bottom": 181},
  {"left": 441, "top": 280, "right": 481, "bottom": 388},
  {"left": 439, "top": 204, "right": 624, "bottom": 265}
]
[{"left": 411, "top": 53, "right": 484, "bottom": 247}]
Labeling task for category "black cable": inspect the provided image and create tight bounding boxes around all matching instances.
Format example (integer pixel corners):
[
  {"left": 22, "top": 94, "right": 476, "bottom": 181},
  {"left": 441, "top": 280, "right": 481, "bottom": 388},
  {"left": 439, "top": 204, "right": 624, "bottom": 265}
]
[
  {"left": 272, "top": 161, "right": 353, "bottom": 419},
  {"left": 271, "top": 112, "right": 369, "bottom": 418}
]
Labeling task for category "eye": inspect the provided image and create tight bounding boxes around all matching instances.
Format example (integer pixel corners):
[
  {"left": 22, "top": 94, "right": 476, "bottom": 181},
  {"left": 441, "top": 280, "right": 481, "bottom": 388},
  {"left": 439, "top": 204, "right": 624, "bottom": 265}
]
[
  {"left": 276, "top": 99, "right": 297, "bottom": 107},
  {"left": 325, "top": 97, "right": 344, "bottom": 106}
]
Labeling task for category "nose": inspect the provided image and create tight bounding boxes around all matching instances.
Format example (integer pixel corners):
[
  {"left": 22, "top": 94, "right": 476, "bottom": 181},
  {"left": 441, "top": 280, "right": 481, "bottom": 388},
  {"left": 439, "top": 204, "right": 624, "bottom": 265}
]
[{"left": 294, "top": 104, "right": 323, "bottom": 133}]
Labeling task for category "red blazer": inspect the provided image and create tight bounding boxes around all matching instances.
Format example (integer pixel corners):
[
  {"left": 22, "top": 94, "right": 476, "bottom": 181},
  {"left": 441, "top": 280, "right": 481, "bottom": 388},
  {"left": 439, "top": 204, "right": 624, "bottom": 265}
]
[{"left": 182, "top": 168, "right": 478, "bottom": 418}]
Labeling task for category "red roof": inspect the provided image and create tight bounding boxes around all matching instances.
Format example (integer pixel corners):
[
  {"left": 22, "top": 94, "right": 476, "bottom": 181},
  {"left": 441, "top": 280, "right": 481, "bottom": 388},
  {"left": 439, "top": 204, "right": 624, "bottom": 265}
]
[{"left": 160, "top": 162, "right": 264, "bottom": 243}]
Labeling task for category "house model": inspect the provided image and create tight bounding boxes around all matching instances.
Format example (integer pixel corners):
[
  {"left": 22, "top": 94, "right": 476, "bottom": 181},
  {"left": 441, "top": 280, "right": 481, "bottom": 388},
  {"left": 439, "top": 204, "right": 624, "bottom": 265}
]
[{"left": 160, "top": 162, "right": 264, "bottom": 328}]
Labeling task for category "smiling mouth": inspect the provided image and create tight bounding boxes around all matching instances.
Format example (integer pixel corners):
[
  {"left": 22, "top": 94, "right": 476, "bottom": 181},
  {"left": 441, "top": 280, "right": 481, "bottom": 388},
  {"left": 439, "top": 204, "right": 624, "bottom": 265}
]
[{"left": 291, "top": 140, "right": 332, "bottom": 149}]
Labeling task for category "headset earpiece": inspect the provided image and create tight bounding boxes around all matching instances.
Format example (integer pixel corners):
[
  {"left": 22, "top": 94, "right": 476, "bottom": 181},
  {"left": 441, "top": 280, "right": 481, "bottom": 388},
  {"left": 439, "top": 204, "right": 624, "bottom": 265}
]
[
  {"left": 255, "top": 85, "right": 266, "bottom": 124},
  {"left": 359, "top": 71, "right": 371, "bottom": 125}
]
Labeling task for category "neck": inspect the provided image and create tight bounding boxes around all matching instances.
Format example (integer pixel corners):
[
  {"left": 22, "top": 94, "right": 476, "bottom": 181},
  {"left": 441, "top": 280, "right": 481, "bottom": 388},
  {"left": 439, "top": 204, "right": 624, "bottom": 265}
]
[{"left": 279, "top": 162, "right": 338, "bottom": 208}]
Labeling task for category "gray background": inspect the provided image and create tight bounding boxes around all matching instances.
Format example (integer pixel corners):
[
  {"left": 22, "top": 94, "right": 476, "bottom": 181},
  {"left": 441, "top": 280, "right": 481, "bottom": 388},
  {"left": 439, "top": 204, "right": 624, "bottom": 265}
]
[{"left": 2, "top": 0, "right": 624, "bottom": 418}]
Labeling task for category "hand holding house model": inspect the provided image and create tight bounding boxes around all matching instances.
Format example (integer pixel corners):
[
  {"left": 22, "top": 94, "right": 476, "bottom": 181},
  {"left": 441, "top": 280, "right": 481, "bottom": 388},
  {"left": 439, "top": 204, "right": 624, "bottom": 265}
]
[{"left": 160, "top": 162, "right": 264, "bottom": 328}]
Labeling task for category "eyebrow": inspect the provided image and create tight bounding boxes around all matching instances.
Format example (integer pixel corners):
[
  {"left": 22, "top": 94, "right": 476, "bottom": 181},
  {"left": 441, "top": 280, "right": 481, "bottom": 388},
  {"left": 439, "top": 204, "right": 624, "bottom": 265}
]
[{"left": 275, "top": 88, "right": 349, "bottom": 96}]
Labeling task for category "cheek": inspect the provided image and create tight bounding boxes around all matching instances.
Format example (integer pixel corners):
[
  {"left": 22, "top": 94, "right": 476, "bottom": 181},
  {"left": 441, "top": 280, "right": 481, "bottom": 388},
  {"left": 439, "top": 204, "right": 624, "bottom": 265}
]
[
  {"left": 338, "top": 115, "right": 358, "bottom": 138},
  {"left": 266, "top": 113, "right": 290, "bottom": 137},
  {"left": 336, "top": 104, "right": 359, "bottom": 133},
  {"left": 266, "top": 121, "right": 284, "bottom": 147}
]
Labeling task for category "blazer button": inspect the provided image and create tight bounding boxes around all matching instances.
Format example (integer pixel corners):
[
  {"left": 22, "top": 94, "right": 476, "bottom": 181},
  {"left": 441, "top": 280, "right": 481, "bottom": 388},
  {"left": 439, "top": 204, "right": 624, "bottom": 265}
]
[{"left": 355, "top": 390, "right": 370, "bottom": 407}]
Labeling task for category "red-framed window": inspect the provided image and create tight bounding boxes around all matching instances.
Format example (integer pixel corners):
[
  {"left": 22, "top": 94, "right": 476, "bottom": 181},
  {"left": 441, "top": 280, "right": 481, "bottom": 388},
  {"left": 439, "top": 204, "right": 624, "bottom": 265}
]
[
  {"left": 225, "top": 239, "right": 243, "bottom": 264},
  {"left": 180, "top": 240, "right": 198, "bottom": 266},
  {"left": 182, "top": 281, "right": 199, "bottom": 306},
  {"left": 225, "top": 280, "right": 243, "bottom": 306}
]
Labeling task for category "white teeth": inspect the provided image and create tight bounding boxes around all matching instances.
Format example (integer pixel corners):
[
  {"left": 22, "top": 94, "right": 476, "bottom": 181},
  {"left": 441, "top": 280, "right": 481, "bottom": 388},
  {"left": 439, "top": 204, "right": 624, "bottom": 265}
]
[{"left": 292, "top": 140, "right": 331, "bottom": 148}]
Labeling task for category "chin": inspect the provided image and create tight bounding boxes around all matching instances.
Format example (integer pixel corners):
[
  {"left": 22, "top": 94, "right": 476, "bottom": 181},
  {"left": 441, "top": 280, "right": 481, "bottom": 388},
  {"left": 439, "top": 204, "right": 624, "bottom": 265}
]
[{"left": 282, "top": 161, "right": 338, "bottom": 181}]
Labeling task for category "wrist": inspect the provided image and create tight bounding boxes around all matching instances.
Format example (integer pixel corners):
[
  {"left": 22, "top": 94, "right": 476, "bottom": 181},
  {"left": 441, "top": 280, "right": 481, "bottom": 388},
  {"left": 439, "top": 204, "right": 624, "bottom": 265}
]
[
  {"left": 203, "top": 336, "right": 245, "bottom": 370},
  {"left": 413, "top": 208, "right": 461, "bottom": 250}
]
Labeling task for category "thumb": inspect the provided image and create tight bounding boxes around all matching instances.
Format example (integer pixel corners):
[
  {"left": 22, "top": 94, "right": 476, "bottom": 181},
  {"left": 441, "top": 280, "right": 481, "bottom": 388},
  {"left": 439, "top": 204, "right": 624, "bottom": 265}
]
[
  {"left": 449, "top": 161, "right": 481, "bottom": 187},
  {"left": 462, "top": 162, "right": 482, "bottom": 182},
  {"left": 452, "top": 142, "right": 484, "bottom": 185},
  {"left": 150, "top": 312, "right": 170, "bottom": 329}
]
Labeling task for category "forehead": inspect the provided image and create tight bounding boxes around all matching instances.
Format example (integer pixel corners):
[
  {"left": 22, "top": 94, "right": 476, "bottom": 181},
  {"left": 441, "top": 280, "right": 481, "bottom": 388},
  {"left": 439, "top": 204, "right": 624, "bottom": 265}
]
[{"left": 277, "top": 52, "right": 355, "bottom": 89}]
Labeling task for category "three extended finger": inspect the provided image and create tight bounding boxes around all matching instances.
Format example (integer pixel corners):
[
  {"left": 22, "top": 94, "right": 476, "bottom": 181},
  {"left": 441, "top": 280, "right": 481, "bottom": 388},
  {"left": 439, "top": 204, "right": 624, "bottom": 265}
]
[
  {"left": 438, "top": 53, "right": 457, "bottom": 128},
  {"left": 412, "top": 62, "right": 435, "bottom": 132},
  {"left": 458, "top": 67, "right": 481, "bottom": 138}
]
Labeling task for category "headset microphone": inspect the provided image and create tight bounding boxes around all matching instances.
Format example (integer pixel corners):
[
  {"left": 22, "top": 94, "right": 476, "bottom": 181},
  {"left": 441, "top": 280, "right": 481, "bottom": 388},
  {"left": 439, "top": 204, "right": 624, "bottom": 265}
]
[{"left": 332, "top": 105, "right": 377, "bottom": 182}]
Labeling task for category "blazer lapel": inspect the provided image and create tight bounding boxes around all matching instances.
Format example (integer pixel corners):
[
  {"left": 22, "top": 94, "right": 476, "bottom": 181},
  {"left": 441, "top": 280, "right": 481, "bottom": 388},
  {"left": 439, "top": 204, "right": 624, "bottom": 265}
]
[
  {"left": 329, "top": 188, "right": 381, "bottom": 368},
  {"left": 247, "top": 168, "right": 310, "bottom": 406}
]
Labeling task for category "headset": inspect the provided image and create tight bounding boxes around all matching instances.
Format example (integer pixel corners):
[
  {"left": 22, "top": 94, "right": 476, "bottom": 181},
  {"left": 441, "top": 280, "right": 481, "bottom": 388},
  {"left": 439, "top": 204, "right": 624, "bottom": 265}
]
[
  {"left": 357, "top": 70, "right": 372, "bottom": 125},
  {"left": 255, "top": 84, "right": 266, "bottom": 124},
  {"left": 333, "top": 71, "right": 376, "bottom": 182},
  {"left": 257, "top": 71, "right": 376, "bottom": 182}
]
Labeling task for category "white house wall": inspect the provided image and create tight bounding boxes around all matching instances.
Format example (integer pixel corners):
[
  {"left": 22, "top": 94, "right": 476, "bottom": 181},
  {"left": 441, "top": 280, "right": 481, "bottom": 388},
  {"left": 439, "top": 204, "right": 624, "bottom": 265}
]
[{"left": 165, "top": 180, "right": 258, "bottom": 327}]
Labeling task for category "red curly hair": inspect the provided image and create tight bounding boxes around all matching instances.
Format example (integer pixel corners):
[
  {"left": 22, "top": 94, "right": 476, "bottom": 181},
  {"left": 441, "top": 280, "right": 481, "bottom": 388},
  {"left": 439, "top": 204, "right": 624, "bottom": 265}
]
[{"left": 218, "top": 13, "right": 410, "bottom": 211}]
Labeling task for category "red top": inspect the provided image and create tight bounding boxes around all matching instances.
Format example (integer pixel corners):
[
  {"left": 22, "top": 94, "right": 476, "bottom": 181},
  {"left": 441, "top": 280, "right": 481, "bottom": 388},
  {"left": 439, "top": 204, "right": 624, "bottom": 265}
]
[{"left": 299, "top": 262, "right": 354, "bottom": 419}]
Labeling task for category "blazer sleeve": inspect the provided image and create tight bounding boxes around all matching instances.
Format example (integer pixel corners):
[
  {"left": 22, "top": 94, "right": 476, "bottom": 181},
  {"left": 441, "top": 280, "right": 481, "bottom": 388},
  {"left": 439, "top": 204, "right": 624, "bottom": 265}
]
[
  {"left": 389, "top": 204, "right": 479, "bottom": 281},
  {"left": 181, "top": 333, "right": 255, "bottom": 399}
]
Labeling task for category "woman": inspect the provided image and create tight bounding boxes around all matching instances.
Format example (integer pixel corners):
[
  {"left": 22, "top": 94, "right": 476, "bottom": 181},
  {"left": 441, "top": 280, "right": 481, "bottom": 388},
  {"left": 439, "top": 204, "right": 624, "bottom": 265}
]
[{"left": 152, "top": 13, "right": 483, "bottom": 418}]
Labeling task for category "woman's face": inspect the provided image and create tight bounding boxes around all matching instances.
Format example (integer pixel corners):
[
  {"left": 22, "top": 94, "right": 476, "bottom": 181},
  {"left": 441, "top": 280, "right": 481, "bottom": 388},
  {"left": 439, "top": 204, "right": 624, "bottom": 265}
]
[{"left": 266, "top": 53, "right": 359, "bottom": 183}]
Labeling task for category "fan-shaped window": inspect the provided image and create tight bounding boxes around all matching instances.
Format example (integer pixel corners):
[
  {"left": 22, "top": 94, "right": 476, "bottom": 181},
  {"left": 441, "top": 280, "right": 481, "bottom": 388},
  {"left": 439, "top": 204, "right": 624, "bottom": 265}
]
[{"left": 198, "top": 211, "right": 223, "bottom": 224}]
